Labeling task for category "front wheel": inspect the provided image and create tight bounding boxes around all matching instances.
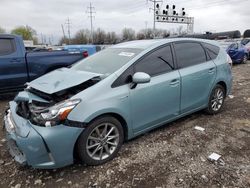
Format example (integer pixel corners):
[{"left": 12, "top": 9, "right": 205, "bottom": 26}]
[
  {"left": 206, "top": 85, "right": 225, "bottom": 115},
  {"left": 76, "top": 116, "right": 124, "bottom": 165}
]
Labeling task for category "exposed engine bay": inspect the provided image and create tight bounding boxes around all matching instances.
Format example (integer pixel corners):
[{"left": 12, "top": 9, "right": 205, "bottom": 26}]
[{"left": 16, "top": 77, "right": 101, "bottom": 126}]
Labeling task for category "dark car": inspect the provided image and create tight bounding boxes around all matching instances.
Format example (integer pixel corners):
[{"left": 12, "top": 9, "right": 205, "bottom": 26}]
[{"left": 226, "top": 42, "right": 248, "bottom": 64}]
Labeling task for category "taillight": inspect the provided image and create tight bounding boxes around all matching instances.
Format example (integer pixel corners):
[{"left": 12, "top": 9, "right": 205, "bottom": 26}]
[
  {"left": 226, "top": 54, "right": 232, "bottom": 68},
  {"left": 83, "top": 51, "right": 88, "bottom": 57}
]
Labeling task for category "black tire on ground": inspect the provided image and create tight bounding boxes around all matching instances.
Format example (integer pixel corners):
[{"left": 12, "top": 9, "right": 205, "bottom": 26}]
[
  {"left": 76, "top": 116, "right": 124, "bottom": 166},
  {"left": 205, "top": 84, "right": 226, "bottom": 115},
  {"left": 242, "top": 54, "right": 248, "bottom": 64}
]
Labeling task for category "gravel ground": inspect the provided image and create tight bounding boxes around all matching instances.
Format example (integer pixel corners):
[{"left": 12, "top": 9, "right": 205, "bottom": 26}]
[{"left": 0, "top": 62, "right": 249, "bottom": 188}]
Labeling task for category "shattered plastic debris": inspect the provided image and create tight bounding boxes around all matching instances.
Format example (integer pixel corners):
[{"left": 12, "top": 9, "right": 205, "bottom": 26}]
[
  {"left": 228, "top": 95, "right": 234, "bottom": 99},
  {"left": 208, "top": 153, "right": 221, "bottom": 161},
  {"left": 194, "top": 126, "right": 205, "bottom": 132}
]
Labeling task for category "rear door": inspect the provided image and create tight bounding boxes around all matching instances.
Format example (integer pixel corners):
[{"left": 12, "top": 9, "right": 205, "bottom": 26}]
[
  {"left": 0, "top": 37, "right": 27, "bottom": 91},
  {"left": 173, "top": 41, "right": 217, "bottom": 113}
]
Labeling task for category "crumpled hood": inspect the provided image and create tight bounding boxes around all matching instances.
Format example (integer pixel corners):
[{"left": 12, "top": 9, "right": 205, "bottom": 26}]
[{"left": 28, "top": 68, "right": 101, "bottom": 94}]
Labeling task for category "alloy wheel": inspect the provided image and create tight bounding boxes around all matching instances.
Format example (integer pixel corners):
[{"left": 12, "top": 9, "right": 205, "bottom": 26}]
[
  {"left": 211, "top": 88, "right": 224, "bottom": 111},
  {"left": 243, "top": 55, "right": 248, "bottom": 63},
  {"left": 86, "top": 123, "right": 120, "bottom": 161}
]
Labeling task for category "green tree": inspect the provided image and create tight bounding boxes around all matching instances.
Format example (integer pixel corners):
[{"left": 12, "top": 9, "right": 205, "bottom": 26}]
[
  {"left": 11, "top": 25, "right": 37, "bottom": 40},
  {"left": 0, "top": 26, "right": 6, "bottom": 34}
]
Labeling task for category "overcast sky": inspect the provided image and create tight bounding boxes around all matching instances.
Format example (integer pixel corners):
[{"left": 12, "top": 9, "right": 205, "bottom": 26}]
[{"left": 0, "top": 0, "right": 249, "bottom": 43}]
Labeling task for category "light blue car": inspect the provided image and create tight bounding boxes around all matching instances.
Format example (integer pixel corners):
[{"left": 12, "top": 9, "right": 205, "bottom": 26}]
[{"left": 4, "top": 38, "right": 232, "bottom": 169}]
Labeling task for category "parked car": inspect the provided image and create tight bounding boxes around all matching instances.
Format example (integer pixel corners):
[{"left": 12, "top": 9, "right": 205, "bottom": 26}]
[
  {"left": 241, "top": 39, "right": 250, "bottom": 59},
  {"left": 4, "top": 38, "right": 232, "bottom": 169},
  {"left": 0, "top": 34, "right": 87, "bottom": 94},
  {"left": 63, "top": 44, "right": 101, "bottom": 56},
  {"left": 226, "top": 42, "right": 248, "bottom": 64}
]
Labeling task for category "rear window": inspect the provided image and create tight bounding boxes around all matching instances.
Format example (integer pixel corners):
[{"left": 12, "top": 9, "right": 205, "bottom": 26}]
[
  {"left": 203, "top": 43, "right": 220, "bottom": 60},
  {"left": 0, "top": 38, "right": 15, "bottom": 56},
  {"left": 174, "top": 42, "right": 207, "bottom": 68}
]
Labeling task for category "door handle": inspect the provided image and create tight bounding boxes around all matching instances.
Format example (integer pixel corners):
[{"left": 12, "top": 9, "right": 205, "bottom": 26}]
[
  {"left": 170, "top": 79, "right": 180, "bottom": 86},
  {"left": 208, "top": 68, "right": 215, "bottom": 74},
  {"left": 10, "top": 58, "right": 21, "bottom": 63}
]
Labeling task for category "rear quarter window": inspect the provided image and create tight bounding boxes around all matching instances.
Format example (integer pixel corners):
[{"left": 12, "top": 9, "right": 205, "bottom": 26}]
[
  {"left": 203, "top": 43, "right": 220, "bottom": 60},
  {"left": 0, "top": 38, "right": 16, "bottom": 56}
]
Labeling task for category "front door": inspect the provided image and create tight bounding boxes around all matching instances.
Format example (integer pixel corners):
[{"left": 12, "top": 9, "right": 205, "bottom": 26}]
[{"left": 130, "top": 45, "right": 181, "bottom": 133}]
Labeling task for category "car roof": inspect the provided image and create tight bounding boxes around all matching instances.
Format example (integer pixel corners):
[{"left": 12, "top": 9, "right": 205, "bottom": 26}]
[{"left": 112, "top": 38, "right": 219, "bottom": 50}]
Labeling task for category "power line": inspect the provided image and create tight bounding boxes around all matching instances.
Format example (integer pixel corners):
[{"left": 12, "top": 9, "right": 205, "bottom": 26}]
[
  {"left": 185, "top": 0, "right": 249, "bottom": 10},
  {"left": 65, "top": 17, "right": 71, "bottom": 44},
  {"left": 87, "top": 2, "right": 96, "bottom": 44}
]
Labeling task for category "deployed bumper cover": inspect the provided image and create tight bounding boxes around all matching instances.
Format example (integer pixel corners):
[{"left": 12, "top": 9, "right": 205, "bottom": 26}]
[{"left": 4, "top": 101, "right": 84, "bottom": 169}]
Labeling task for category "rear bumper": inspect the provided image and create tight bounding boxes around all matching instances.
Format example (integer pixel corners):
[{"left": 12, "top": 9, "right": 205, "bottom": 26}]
[{"left": 3, "top": 101, "right": 84, "bottom": 169}]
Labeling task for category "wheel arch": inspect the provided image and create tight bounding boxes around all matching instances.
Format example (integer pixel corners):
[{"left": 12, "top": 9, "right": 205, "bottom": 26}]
[
  {"left": 87, "top": 112, "right": 129, "bottom": 141},
  {"left": 73, "top": 112, "right": 129, "bottom": 161},
  {"left": 216, "top": 81, "right": 227, "bottom": 94}
]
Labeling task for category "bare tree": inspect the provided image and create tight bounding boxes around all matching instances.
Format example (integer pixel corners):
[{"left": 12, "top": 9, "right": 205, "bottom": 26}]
[
  {"left": 0, "top": 27, "right": 6, "bottom": 34},
  {"left": 136, "top": 32, "right": 146, "bottom": 40},
  {"left": 105, "top": 32, "right": 118, "bottom": 44},
  {"left": 93, "top": 28, "right": 106, "bottom": 44},
  {"left": 176, "top": 26, "right": 187, "bottom": 35},
  {"left": 122, "top": 28, "right": 135, "bottom": 41},
  {"left": 72, "top": 29, "right": 91, "bottom": 44}
]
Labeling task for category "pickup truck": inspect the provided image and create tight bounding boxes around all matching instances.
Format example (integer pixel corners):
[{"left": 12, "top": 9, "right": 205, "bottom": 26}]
[{"left": 0, "top": 34, "right": 87, "bottom": 94}]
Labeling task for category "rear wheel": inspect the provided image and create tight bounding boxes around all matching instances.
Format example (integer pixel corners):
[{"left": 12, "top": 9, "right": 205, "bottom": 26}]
[
  {"left": 77, "top": 116, "right": 124, "bottom": 165},
  {"left": 242, "top": 54, "right": 248, "bottom": 64},
  {"left": 206, "top": 84, "right": 225, "bottom": 115}
]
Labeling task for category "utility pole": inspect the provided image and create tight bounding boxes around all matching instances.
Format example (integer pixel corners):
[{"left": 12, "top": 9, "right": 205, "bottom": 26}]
[
  {"left": 65, "top": 17, "right": 71, "bottom": 44},
  {"left": 61, "top": 24, "right": 66, "bottom": 39},
  {"left": 145, "top": 21, "right": 148, "bottom": 30},
  {"left": 87, "top": 2, "right": 95, "bottom": 44},
  {"left": 148, "top": 0, "right": 162, "bottom": 37},
  {"left": 40, "top": 33, "right": 44, "bottom": 44}
]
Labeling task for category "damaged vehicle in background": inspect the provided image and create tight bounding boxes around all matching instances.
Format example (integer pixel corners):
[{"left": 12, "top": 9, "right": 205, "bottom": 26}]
[
  {"left": 226, "top": 42, "right": 248, "bottom": 64},
  {"left": 4, "top": 38, "right": 232, "bottom": 169}
]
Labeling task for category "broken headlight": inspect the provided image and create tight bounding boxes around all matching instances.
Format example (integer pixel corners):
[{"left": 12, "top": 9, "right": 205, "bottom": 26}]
[{"left": 35, "top": 99, "right": 81, "bottom": 127}]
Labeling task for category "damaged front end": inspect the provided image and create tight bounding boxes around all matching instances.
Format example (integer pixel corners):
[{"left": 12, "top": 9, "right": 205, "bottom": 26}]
[
  {"left": 3, "top": 67, "right": 106, "bottom": 168},
  {"left": 15, "top": 76, "right": 101, "bottom": 127}
]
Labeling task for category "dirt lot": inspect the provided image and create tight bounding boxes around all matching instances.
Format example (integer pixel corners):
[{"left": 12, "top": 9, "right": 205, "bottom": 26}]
[{"left": 0, "top": 62, "right": 249, "bottom": 188}]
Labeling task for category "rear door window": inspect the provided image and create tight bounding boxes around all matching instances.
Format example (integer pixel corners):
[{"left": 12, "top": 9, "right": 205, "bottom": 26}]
[
  {"left": 174, "top": 42, "right": 207, "bottom": 68},
  {"left": 202, "top": 43, "right": 220, "bottom": 60},
  {"left": 0, "top": 38, "right": 15, "bottom": 56}
]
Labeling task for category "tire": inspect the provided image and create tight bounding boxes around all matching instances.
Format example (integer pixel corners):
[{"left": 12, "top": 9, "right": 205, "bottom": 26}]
[
  {"left": 206, "top": 84, "right": 225, "bottom": 115},
  {"left": 76, "top": 116, "right": 124, "bottom": 165},
  {"left": 242, "top": 54, "right": 248, "bottom": 64}
]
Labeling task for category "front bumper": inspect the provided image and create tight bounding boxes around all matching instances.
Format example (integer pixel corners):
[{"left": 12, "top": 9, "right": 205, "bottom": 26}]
[{"left": 3, "top": 101, "right": 84, "bottom": 169}]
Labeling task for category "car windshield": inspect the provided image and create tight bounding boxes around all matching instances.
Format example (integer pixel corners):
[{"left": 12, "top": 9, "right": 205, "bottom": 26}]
[{"left": 72, "top": 48, "right": 142, "bottom": 75}]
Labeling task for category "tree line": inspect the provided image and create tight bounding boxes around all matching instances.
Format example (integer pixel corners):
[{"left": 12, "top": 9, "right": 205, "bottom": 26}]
[
  {"left": 60, "top": 27, "right": 175, "bottom": 45},
  {"left": 0, "top": 25, "right": 187, "bottom": 45}
]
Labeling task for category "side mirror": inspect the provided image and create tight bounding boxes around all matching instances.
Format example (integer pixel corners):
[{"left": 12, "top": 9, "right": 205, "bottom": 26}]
[
  {"left": 132, "top": 72, "right": 151, "bottom": 84},
  {"left": 130, "top": 72, "right": 150, "bottom": 89}
]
